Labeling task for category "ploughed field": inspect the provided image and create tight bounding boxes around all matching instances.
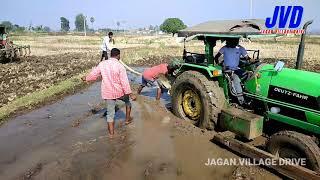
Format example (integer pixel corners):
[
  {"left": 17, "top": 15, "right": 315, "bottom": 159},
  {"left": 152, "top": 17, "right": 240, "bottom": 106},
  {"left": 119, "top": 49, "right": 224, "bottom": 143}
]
[
  {"left": 0, "top": 52, "right": 176, "bottom": 108},
  {"left": 0, "top": 53, "right": 99, "bottom": 107},
  {"left": 0, "top": 34, "right": 320, "bottom": 108}
]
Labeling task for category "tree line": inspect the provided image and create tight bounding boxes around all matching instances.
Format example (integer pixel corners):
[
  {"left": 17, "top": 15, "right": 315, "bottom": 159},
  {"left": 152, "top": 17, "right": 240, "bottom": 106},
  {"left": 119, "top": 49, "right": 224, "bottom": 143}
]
[
  {"left": 0, "top": 21, "right": 51, "bottom": 33},
  {"left": 1, "top": 15, "right": 187, "bottom": 36}
]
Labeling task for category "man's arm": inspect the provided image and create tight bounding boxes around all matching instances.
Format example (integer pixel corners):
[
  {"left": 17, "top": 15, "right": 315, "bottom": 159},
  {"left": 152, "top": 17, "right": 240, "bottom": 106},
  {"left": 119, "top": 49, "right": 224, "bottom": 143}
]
[
  {"left": 82, "top": 65, "right": 101, "bottom": 82},
  {"left": 239, "top": 46, "right": 251, "bottom": 61},
  {"left": 214, "top": 46, "right": 225, "bottom": 64},
  {"left": 101, "top": 37, "right": 106, "bottom": 48},
  {"left": 214, "top": 52, "right": 222, "bottom": 64}
]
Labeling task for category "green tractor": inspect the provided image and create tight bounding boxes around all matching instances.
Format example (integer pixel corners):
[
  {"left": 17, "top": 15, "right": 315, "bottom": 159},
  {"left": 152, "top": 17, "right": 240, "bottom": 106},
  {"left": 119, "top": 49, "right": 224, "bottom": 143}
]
[{"left": 170, "top": 20, "right": 320, "bottom": 173}]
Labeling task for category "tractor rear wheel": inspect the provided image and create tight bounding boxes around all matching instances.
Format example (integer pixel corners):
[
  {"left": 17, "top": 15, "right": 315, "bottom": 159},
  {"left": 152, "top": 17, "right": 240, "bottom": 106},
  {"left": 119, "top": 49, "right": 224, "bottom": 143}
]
[
  {"left": 267, "top": 131, "right": 320, "bottom": 171},
  {"left": 171, "top": 71, "right": 225, "bottom": 130}
]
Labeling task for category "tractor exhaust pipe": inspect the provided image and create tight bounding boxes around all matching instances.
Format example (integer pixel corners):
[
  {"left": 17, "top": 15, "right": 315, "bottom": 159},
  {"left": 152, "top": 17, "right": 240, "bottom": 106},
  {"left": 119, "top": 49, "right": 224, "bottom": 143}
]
[{"left": 295, "top": 20, "right": 313, "bottom": 69}]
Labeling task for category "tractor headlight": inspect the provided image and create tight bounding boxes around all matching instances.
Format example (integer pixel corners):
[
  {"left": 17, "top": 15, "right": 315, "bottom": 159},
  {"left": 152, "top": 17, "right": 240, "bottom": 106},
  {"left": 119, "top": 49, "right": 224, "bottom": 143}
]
[
  {"left": 256, "top": 73, "right": 261, "bottom": 78},
  {"left": 212, "top": 70, "right": 222, "bottom": 77}
]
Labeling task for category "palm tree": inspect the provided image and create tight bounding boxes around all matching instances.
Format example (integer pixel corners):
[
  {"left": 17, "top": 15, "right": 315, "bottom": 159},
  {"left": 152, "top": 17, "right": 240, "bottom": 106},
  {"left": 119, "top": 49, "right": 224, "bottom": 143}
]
[
  {"left": 116, "top": 21, "right": 121, "bottom": 31},
  {"left": 90, "top": 17, "right": 95, "bottom": 31}
]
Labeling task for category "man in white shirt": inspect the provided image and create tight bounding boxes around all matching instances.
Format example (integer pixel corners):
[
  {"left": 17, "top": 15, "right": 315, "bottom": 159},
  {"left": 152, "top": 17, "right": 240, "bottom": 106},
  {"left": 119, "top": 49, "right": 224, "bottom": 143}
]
[
  {"left": 214, "top": 38, "right": 251, "bottom": 105},
  {"left": 100, "top": 32, "right": 114, "bottom": 61}
]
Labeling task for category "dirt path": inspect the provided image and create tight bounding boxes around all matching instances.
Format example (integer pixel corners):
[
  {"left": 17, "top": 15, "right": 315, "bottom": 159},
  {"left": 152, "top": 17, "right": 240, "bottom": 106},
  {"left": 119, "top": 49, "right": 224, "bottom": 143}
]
[{"left": 0, "top": 82, "right": 280, "bottom": 180}]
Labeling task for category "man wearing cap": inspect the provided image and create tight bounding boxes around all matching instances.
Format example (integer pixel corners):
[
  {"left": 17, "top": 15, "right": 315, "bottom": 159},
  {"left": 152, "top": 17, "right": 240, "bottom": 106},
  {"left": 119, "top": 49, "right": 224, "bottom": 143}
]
[{"left": 137, "top": 61, "right": 180, "bottom": 100}]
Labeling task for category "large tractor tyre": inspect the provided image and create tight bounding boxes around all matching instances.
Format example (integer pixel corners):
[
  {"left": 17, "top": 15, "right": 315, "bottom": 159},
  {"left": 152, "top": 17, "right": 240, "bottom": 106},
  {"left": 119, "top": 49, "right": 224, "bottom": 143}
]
[
  {"left": 267, "top": 131, "right": 320, "bottom": 171},
  {"left": 171, "top": 71, "right": 225, "bottom": 130}
]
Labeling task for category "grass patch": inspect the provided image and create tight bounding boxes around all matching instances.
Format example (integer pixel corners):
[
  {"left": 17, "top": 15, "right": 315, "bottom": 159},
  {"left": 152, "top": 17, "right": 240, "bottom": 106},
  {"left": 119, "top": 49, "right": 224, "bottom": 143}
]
[{"left": 0, "top": 71, "right": 89, "bottom": 124}]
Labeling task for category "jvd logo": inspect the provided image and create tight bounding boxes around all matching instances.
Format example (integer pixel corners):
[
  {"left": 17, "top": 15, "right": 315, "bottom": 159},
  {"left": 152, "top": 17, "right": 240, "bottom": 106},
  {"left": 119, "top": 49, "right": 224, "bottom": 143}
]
[{"left": 265, "top": 6, "right": 303, "bottom": 29}]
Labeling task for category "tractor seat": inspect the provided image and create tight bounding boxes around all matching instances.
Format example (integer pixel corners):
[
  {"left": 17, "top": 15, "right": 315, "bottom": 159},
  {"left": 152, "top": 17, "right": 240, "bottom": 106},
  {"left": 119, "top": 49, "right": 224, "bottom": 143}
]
[
  {"left": 223, "top": 69, "right": 233, "bottom": 74},
  {"left": 184, "top": 53, "right": 206, "bottom": 64},
  {"left": 222, "top": 66, "right": 235, "bottom": 74},
  {"left": 185, "top": 55, "right": 195, "bottom": 63}
]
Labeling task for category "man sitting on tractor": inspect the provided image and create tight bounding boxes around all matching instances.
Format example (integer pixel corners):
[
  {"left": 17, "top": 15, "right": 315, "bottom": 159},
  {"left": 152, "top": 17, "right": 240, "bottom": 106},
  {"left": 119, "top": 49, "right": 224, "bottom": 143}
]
[{"left": 214, "top": 38, "right": 251, "bottom": 105}]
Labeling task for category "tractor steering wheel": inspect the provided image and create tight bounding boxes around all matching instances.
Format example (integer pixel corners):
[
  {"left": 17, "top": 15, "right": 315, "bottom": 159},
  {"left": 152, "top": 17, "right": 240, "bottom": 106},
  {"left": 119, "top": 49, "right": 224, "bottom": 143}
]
[
  {"left": 240, "top": 59, "right": 260, "bottom": 67},
  {"left": 249, "top": 60, "right": 261, "bottom": 66}
]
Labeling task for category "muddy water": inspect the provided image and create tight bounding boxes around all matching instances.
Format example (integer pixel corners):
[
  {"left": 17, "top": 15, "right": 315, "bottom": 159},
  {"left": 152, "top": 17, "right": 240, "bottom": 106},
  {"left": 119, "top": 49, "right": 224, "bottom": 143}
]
[{"left": 0, "top": 70, "right": 280, "bottom": 180}]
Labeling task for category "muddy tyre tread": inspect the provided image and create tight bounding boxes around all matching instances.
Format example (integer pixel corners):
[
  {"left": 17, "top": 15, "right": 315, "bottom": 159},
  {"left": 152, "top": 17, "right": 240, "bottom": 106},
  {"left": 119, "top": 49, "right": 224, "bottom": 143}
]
[
  {"left": 171, "top": 71, "right": 225, "bottom": 130},
  {"left": 267, "top": 130, "right": 320, "bottom": 171}
]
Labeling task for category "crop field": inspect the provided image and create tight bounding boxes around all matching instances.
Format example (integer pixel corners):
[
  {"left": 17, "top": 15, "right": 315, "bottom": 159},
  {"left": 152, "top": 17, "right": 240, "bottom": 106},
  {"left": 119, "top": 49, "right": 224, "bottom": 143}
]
[{"left": 0, "top": 33, "right": 320, "bottom": 113}]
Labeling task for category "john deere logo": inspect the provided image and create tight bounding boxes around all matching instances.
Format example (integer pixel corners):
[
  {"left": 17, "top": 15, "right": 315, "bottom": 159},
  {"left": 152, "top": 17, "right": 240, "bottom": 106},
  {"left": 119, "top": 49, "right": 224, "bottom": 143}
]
[{"left": 261, "top": 6, "right": 305, "bottom": 34}]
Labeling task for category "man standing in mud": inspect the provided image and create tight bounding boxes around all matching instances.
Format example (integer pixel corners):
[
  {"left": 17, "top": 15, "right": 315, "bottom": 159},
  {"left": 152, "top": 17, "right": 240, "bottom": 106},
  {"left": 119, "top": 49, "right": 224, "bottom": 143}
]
[
  {"left": 100, "top": 32, "right": 114, "bottom": 61},
  {"left": 82, "top": 48, "right": 136, "bottom": 138}
]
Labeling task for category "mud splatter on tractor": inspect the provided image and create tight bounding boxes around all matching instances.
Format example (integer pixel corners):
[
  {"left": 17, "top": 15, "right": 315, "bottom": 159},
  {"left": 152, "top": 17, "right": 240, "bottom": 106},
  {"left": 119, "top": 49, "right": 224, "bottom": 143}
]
[{"left": 0, "top": 25, "right": 30, "bottom": 63}]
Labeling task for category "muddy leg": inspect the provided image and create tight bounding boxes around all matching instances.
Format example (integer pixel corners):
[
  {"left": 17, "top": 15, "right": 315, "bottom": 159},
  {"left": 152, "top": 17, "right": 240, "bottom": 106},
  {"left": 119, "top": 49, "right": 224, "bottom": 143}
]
[
  {"left": 107, "top": 121, "right": 115, "bottom": 138},
  {"left": 137, "top": 85, "right": 144, "bottom": 94},
  {"left": 118, "top": 95, "right": 133, "bottom": 125},
  {"left": 106, "top": 99, "right": 116, "bottom": 138},
  {"left": 156, "top": 88, "right": 162, "bottom": 100},
  {"left": 125, "top": 105, "right": 133, "bottom": 125}
]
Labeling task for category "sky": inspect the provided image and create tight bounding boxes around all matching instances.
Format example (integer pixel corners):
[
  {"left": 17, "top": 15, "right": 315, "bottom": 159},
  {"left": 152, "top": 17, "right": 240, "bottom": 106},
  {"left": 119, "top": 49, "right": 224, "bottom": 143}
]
[{"left": 2, "top": 0, "right": 320, "bottom": 31}]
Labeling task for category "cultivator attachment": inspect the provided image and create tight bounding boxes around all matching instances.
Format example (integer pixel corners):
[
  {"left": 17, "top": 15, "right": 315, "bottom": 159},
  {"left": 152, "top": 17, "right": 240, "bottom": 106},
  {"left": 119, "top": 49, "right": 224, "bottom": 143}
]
[
  {"left": 0, "top": 25, "right": 31, "bottom": 63},
  {"left": 0, "top": 44, "right": 31, "bottom": 63}
]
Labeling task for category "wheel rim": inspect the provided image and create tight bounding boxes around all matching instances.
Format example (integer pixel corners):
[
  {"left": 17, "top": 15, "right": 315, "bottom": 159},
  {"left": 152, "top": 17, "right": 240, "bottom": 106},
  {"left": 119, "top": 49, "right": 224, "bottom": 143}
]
[
  {"left": 278, "top": 147, "right": 302, "bottom": 160},
  {"left": 275, "top": 146, "right": 306, "bottom": 167},
  {"left": 182, "top": 90, "right": 202, "bottom": 120}
]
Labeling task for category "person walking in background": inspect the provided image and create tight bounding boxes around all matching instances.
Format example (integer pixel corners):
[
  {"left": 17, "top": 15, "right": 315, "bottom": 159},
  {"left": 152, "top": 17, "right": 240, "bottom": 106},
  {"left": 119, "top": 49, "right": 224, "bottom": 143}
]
[
  {"left": 100, "top": 32, "right": 114, "bottom": 61},
  {"left": 82, "top": 48, "right": 136, "bottom": 138}
]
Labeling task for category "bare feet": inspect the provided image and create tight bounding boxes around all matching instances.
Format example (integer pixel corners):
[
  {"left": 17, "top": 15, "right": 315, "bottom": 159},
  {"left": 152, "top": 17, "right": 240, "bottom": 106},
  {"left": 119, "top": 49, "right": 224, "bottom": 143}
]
[
  {"left": 130, "top": 94, "right": 137, "bottom": 101},
  {"left": 125, "top": 117, "right": 133, "bottom": 125},
  {"left": 108, "top": 133, "right": 114, "bottom": 139}
]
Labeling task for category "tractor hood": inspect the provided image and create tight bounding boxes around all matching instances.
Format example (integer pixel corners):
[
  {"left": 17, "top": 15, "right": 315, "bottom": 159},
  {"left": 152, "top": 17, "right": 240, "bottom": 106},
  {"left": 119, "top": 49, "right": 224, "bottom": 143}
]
[{"left": 268, "top": 67, "right": 320, "bottom": 111}]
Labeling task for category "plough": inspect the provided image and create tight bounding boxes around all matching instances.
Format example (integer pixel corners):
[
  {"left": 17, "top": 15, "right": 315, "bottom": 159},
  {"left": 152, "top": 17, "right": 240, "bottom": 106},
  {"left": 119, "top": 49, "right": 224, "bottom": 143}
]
[
  {"left": 0, "top": 25, "right": 31, "bottom": 63},
  {"left": 0, "top": 44, "right": 31, "bottom": 62}
]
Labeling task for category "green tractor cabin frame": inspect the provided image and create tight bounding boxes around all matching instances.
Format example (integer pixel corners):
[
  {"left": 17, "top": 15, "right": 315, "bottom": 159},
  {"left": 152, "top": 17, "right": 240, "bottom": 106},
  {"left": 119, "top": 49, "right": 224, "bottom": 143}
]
[{"left": 170, "top": 19, "right": 320, "bottom": 172}]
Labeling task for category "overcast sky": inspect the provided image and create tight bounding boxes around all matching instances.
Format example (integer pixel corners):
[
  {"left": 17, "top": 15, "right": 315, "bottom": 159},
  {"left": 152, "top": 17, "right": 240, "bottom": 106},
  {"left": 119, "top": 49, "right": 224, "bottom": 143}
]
[{"left": 2, "top": 0, "right": 320, "bottom": 31}]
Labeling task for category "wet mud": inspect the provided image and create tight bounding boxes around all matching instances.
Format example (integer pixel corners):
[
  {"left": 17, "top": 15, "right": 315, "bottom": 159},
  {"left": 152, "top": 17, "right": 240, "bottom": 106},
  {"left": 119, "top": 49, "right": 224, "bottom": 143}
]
[{"left": 0, "top": 70, "right": 281, "bottom": 180}]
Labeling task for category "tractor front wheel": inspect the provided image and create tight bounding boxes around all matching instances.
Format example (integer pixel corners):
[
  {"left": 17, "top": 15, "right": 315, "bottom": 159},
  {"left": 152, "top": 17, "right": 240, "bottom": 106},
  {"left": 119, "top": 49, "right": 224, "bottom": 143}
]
[
  {"left": 171, "top": 71, "right": 225, "bottom": 130},
  {"left": 267, "top": 131, "right": 320, "bottom": 171}
]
